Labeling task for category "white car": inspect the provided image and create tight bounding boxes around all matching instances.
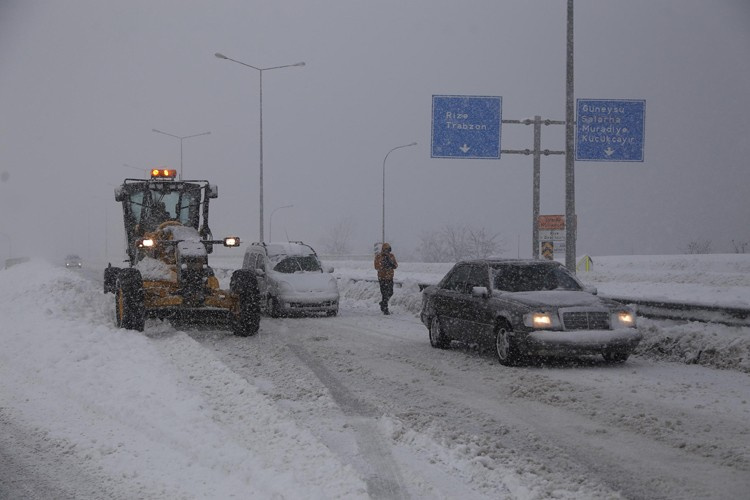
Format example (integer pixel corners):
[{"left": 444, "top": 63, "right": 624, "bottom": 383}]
[{"left": 243, "top": 241, "right": 339, "bottom": 317}]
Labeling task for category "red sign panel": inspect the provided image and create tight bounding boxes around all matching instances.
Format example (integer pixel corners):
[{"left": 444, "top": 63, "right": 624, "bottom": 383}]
[{"left": 538, "top": 215, "right": 565, "bottom": 230}]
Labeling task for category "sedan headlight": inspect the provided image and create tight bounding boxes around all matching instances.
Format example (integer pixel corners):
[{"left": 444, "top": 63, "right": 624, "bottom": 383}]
[
  {"left": 611, "top": 310, "right": 636, "bottom": 328},
  {"left": 523, "top": 312, "right": 561, "bottom": 330}
]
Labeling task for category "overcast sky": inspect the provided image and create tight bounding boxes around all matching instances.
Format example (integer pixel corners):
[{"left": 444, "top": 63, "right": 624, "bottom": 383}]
[{"left": 1, "top": 0, "right": 749, "bottom": 263}]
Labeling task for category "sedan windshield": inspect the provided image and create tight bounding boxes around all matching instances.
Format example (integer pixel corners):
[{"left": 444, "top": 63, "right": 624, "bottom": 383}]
[
  {"left": 272, "top": 255, "right": 322, "bottom": 273},
  {"left": 491, "top": 264, "right": 582, "bottom": 292}
]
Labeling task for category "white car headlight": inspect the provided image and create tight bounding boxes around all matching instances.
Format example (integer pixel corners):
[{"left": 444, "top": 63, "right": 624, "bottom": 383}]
[
  {"left": 611, "top": 310, "right": 636, "bottom": 328},
  {"left": 523, "top": 312, "right": 561, "bottom": 329},
  {"left": 328, "top": 276, "right": 339, "bottom": 292},
  {"left": 277, "top": 281, "right": 294, "bottom": 294}
]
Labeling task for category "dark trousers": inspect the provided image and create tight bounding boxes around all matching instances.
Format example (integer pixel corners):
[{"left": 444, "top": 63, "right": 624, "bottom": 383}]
[{"left": 378, "top": 279, "right": 394, "bottom": 311}]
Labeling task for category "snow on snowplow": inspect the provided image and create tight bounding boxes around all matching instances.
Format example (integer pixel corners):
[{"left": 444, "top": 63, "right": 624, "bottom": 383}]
[{"left": 104, "top": 168, "right": 260, "bottom": 336}]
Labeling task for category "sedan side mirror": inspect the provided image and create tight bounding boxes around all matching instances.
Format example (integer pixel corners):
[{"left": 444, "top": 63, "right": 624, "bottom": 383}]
[
  {"left": 255, "top": 268, "right": 266, "bottom": 277},
  {"left": 584, "top": 286, "right": 598, "bottom": 295},
  {"left": 471, "top": 286, "right": 490, "bottom": 299},
  {"left": 326, "top": 266, "right": 334, "bottom": 273}
]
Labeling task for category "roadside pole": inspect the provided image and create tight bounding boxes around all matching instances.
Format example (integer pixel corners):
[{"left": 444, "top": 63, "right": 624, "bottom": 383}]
[
  {"left": 564, "top": 0, "right": 576, "bottom": 271},
  {"left": 502, "top": 117, "right": 564, "bottom": 259}
]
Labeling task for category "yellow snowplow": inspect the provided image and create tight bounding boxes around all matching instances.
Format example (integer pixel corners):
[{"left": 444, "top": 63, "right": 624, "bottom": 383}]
[{"left": 104, "top": 168, "right": 260, "bottom": 335}]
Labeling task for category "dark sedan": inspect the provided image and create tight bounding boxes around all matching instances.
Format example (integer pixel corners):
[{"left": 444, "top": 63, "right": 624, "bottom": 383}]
[{"left": 420, "top": 259, "right": 642, "bottom": 365}]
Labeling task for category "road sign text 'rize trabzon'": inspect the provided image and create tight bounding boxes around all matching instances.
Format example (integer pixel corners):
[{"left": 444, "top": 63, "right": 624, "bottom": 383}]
[
  {"left": 431, "top": 95, "right": 502, "bottom": 159},
  {"left": 576, "top": 99, "right": 645, "bottom": 162}
]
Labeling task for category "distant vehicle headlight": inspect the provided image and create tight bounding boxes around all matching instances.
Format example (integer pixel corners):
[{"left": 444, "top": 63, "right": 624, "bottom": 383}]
[
  {"left": 612, "top": 310, "right": 636, "bottom": 328},
  {"left": 523, "top": 312, "right": 560, "bottom": 329},
  {"left": 138, "top": 238, "right": 155, "bottom": 248}
]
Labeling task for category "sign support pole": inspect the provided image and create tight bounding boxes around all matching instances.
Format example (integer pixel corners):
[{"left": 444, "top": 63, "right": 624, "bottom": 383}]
[
  {"left": 502, "top": 118, "right": 564, "bottom": 259},
  {"left": 564, "top": 0, "right": 576, "bottom": 271},
  {"left": 532, "top": 116, "right": 541, "bottom": 259}
]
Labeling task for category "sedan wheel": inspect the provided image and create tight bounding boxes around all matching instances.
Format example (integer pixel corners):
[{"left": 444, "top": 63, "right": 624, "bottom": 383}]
[
  {"left": 429, "top": 316, "right": 451, "bottom": 349},
  {"left": 495, "top": 326, "right": 521, "bottom": 366},
  {"left": 267, "top": 296, "right": 280, "bottom": 318}
]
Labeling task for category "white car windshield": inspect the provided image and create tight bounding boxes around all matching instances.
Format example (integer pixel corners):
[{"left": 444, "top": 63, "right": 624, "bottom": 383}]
[{"left": 491, "top": 264, "right": 582, "bottom": 292}]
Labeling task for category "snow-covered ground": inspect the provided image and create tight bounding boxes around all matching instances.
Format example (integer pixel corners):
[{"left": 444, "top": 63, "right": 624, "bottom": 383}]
[{"left": 1, "top": 254, "right": 749, "bottom": 498}]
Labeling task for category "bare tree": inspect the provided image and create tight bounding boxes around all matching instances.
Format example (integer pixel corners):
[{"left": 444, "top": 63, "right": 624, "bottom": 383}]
[
  {"left": 684, "top": 239, "right": 712, "bottom": 254},
  {"left": 417, "top": 224, "right": 504, "bottom": 262},
  {"left": 731, "top": 239, "right": 749, "bottom": 254},
  {"left": 321, "top": 218, "right": 355, "bottom": 256}
]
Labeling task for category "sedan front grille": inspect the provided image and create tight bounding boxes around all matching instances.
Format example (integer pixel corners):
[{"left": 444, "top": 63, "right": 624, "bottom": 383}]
[{"left": 562, "top": 311, "right": 610, "bottom": 330}]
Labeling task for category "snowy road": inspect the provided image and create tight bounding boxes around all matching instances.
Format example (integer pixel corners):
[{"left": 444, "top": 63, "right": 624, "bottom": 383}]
[
  {"left": 1, "top": 259, "right": 749, "bottom": 499},
  {"left": 191, "top": 310, "right": 750, "bottom": 499}
]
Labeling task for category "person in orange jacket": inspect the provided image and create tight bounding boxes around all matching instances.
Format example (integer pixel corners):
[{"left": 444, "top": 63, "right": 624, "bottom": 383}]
[{"left": 374, "top": 242, "right": 398, "bottom": 315}]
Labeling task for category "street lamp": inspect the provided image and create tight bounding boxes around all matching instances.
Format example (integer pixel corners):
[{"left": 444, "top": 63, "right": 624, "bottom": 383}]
[
  {"left": 151, "top": 129, "right": 211, "bottom": 180},
  {"left": 382, "top": 142, "right": 417, "bottom": 244},
  {"left": 214, "top": 52, "right": 305, "bottom": 242},
  {"left": 269, "top": 204, "right": 293, "bottom": 242}
]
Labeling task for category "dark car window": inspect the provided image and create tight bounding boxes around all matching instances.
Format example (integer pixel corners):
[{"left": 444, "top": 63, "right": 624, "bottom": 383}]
[
  {"left": 466, "top": 264, "right": 489, "bottom": 290},
  {"left": 441, "top": 265, "right": 471, "bottom": 293},
  {"left": 248, "top": 252, "right": 257, "bottom": 269},
  {"left": 491, "top": 264, "right": 582, "bottom": 292},
  {"left": 273, "top": 255, "right": 322, "bottom": 274}
]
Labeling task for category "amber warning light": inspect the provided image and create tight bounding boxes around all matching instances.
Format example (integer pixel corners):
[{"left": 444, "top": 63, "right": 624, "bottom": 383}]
[{"left": 150, "top": 168, "right": 177, "bottom": 179}]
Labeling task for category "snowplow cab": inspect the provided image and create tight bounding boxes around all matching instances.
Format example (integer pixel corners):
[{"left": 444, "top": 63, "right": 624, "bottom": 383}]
[{"left": 104, "top": 168, "right": 260, "bottom": 336}]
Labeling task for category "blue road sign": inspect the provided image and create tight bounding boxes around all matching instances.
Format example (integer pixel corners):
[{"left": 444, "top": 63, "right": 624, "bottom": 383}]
[
  {"left": 576, "top": 99, "right": 645, "bottom": 162},
  {"left": 431, "top": 95, "right": 502, "bottom": 159}
]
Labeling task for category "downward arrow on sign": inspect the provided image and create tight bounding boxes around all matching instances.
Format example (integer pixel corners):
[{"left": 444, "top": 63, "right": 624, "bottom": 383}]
[
  {"left": 460, "top": 144, "right": 470, "bottom": 153},
  {"left": 604, "top": 147, "right": 615, "bottom": 156}
]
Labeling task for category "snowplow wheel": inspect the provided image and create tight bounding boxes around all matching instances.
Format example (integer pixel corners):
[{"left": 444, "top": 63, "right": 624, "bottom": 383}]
[
  {"left": 230, "top": 269, "right": 261, "bottom": 337},
  {"left": 103, "top": 265, "right": 121, "bottom": 294},
  {"left": 115, "top": 268, "right": 145, "bottom": 332}
]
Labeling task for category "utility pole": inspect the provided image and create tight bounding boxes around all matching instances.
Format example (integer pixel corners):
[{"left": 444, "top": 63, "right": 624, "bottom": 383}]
[
  {"left": 564, "top": 0, "right": 576, "bottom": 271},
  {"left": 502, "top": 118, "right": 564, "bottom": 259}
]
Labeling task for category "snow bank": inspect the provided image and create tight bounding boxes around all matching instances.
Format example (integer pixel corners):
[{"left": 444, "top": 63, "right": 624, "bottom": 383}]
[{"left": 0, "top": 259, "right": 367, "bottom": 499}]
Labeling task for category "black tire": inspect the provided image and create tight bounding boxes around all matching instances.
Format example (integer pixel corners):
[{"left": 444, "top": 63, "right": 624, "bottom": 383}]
[
  {"left": 266, "top": 296, "right": 281, "bottom": 318},
  {"left": 103, "top": 266, "right": 121, "bottom": 294},
  {"left": 429, "top": 316, "right": 451, "bottom": 349},
  {"left": 115, "top": 268, "right": 145, "bottom": 332},
  {"left": 326, "top": 308, "right": 339, "bottom": 317},
  {"left": 231, "top": 269, "right": 261, "bottom": 337},
  {"left": 603, "top": 350, "right": 630, "bottom": 363},
  {"left": 495, "top": 321, "right": 524, "bottom": 366}
]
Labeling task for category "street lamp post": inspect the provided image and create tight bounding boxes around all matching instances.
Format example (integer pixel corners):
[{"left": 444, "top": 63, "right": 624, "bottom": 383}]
[
  {"left": 151, "top": 129, "right": 211, "bottom": 180},
  {"left": 269, "top": 204, "right": 293, "bottom": 242},
  {"left": 214, "top": 52, "right": 305, "bottom": 242},
  {"left": 382, "top": 142, "right": 417, "bottom": 244}
]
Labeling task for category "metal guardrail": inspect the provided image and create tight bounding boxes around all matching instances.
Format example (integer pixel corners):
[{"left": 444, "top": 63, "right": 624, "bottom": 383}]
[
  {"left": 603, "top": 296, "right": 750, "bottom": 327},
  {"left": 341, "top": 277, "right": 750, "bottom": 327}
]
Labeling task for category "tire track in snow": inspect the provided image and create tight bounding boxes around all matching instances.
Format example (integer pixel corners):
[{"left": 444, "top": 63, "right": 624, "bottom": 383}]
[{"left": 287, "top": 343, "right": 409, "bottom": 500}]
